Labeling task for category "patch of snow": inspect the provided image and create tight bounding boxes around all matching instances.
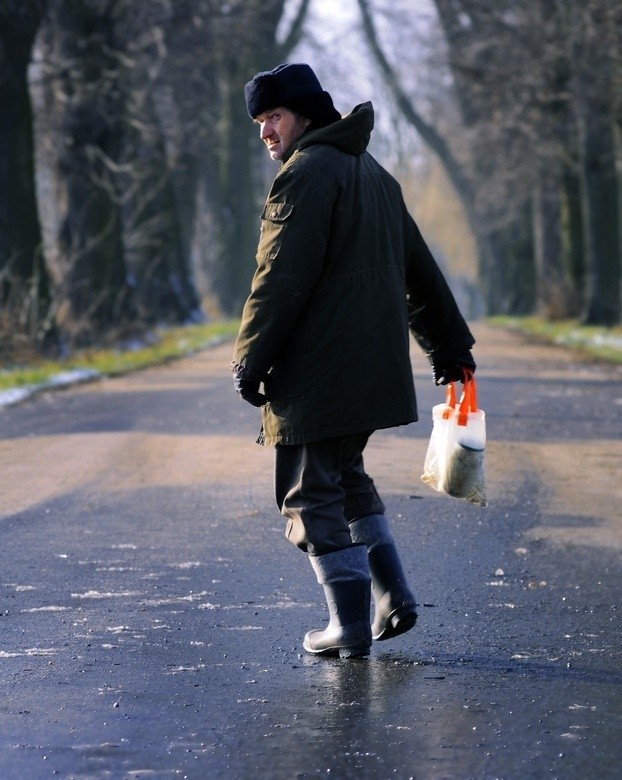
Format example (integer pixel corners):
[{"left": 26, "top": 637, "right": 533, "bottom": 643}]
[
  {"left": 555, "top": 330, "right": 622, "bottom": 351},
  {"left": 0, "top": 368, "right": 101, "bottom": 408},
  {"left": 593, "top": 333, "right": 622, "bottom": 349},
  {"left": 0, "top": 387, "right": 32, "bottom": 407},
  {"left": 43, "top": 369, "right": 100, "bottom": 389}
]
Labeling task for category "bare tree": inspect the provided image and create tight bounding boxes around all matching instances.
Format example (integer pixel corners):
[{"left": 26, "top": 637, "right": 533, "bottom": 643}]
[
  {"left": 40, "top": 0, "right": 207, "bottom": 346},
  {"left": 112, "top": 3, "right": 202, "bottom": 326},
  {"left": 357, "top": 0, "right": 621, "bottom": 324},
  {"left": 356, "top": 0, "right": 514, "bottom": 315},
  {"left": 159, "top": 0, "right": 312, "bottom": 315},
  {"left": 41, "top": 0, "right": 135, "bottom": 345},
  {"left": 568, "top": 0, "right": 621, "bottom": 325},
  {"left": 0, "top": 0, "right": 55, "bottom": 353},
  {"left": 427, "top": 0, "right": 545, "bottom": 315}
]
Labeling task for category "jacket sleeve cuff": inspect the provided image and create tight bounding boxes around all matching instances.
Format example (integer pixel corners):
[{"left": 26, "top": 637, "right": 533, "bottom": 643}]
[{"left": 231, "top": 362, "right": 267, "bottom": 381}]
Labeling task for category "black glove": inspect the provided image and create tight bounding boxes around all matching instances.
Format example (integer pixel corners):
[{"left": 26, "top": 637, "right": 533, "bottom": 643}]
[
  {"left": 431, "top": 351, "right": 476, "bottom": 386},
  {"left": 232, "top": 367, "right": 267, "bottom": 407}
]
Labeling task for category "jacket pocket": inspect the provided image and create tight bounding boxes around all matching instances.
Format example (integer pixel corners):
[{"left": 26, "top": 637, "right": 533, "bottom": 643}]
[{"left": 256, "top": 201, "right": 294, "bottom": 261}]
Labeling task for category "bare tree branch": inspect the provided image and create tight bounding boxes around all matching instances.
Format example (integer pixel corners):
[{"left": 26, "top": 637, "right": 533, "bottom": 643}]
[
  {"left": 356, "top": 0, "right": 475, "bottom": 211},
  {"left": 278, "top": 0, "right": 312, "bottom": 57}
]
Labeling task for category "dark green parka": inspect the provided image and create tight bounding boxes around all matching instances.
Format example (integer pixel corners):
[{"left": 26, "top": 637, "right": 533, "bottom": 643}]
[{"left": 233, "top": 102, "right": 474, "bottom": 446}]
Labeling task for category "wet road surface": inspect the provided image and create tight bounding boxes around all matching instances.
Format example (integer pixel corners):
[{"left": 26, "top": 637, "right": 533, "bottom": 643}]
[{"left": 1, "top": 324, "right": 621, "bottom": 779}]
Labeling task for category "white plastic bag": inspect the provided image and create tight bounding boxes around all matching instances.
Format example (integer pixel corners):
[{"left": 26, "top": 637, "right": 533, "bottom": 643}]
[{"left": 421, "top": 375, "right": 487, "bottom": 507}]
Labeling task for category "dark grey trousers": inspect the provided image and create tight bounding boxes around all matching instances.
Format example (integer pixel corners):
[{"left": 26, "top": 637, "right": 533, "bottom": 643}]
[{"left": 274, "top": 432, "right": 385, "bottom": 555}]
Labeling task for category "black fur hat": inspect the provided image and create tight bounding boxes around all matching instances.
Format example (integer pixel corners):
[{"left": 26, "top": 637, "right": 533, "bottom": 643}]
[{"left": 244, "top": 63, "right": 341, "bottom": 128}]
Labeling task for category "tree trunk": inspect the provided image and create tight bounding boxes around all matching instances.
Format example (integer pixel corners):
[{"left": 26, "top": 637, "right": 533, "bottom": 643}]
[
  {"left": 578, "top": 4, "right": 620, "bottom": 325},
  {"left": 210, "top": 77, "right": 260, "bottom": 315},
  {"left": 203, "top": 0, "right": 311, "bottom": 316},
  {"left": 122, "top": 90, "right": 202, "bottom": 325},
  {"left": 47, "top": 0, "right": 133, "bottom": 345},
  {"left": 0, "top": 1, "right": 54, "bottom": 347},
  {"left": 561, "top": 164, "right": 585, "bottom": 317},
  {"left": 533, "top": 174, "right": 569, "bottom": 319},
  {"left": 486, "top": 202, "right": 535, "bottom": 316},
  {"left": 579, "top": 104, "right": 620, "bottom": 325}
]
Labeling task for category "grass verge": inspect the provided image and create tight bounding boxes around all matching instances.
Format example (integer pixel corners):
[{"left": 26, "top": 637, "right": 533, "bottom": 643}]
[
  {"left": 0, "top": 320, "right": 239, "bottom": 392},
  {"left": 2, "top": 316, "right": 620, "bottom": 397},
  {"left": 488, "top": 316, "right": 622, "bottom": 364}
]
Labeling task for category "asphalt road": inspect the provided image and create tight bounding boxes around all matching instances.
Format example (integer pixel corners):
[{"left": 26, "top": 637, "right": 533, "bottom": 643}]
[{"left": 1, "top": 323, "right": 621, "bottom": 780}]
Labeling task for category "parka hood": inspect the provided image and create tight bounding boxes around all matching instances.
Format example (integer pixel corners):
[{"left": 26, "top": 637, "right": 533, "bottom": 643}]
[{"left": 284, "top": 101, "right": 374, "bottom": 162}]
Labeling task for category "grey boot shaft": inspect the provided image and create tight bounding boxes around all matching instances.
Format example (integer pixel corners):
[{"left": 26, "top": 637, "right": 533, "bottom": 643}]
[
  {"left": 304, "top": 544, "right": 372, "bottom": 659},
  {"left": 350, "top": 514, "right": 417, "bottom": 641}
]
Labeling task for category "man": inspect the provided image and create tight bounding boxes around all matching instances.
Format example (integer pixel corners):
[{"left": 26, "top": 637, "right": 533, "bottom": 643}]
[{"left": 232, "top": 63, "right": 476, "bottom": 659}]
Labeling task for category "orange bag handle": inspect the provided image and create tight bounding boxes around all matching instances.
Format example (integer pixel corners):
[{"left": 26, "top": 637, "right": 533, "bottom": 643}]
[
  {"left": 441, "top": 371, "right": 478, "bottom": 424},
  {"left": 457, "top": 370, "right": 477, "bottom": 426},
  {"left": 442, "top": 383, "right": 457, "bottom": 419}
]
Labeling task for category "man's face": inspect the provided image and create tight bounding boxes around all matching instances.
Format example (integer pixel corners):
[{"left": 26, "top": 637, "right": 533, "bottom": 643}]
[{"left": 255, "top": 107, "right": 311, "bottom": 161}]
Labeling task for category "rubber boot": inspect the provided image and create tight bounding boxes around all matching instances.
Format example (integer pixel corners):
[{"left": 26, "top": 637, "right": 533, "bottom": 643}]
[
  {"left": 350, "top": 514, "right": 417, "bottom": 641},
  {"left": 303, "top": 544, "right": 372, "bottom": 659}
]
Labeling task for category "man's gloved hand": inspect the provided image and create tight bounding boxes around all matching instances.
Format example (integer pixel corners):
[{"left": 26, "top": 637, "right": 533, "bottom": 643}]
[
  {"left": 431, "top": 351, "right": 476, "bottom": 386},
  {"left": 232, "top": 366, "right": 267, "bottom": 407}
]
